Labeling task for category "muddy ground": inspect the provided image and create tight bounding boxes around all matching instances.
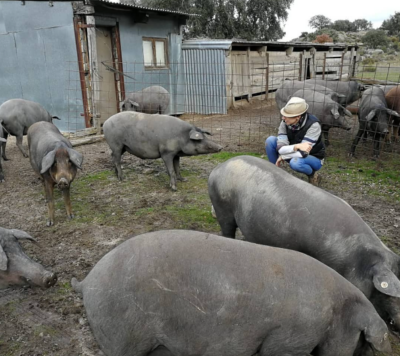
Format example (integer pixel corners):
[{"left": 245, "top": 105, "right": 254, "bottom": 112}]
[{"left": 0, "top": 100, "right": 399, "bottom": 355}]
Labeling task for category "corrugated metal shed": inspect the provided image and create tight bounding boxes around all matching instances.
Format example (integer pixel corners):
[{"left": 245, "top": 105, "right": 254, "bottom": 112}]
[
  {"left": 94, "top": 0, "right": 194, "bottom": 17},
  {"left": 183, "top": 48, "right": 227, "bottom": 114}
]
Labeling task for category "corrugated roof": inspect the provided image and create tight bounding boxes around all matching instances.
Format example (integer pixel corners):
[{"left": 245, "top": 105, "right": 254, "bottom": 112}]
[
  {"left": 182, "top": 38, "right": 359, "bottom": 51},
  {"left": 93, "top": 0, "right": 194, "bottom": 17}
]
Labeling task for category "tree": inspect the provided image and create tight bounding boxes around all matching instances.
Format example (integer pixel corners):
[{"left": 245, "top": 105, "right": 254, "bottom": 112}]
[
  {"left": 308, "top": 15, "right": 331, "bottom": 30},
  {"left": 361, "top": 30, "right": 389, "bottom": 49},
  {"left": 138, "top": 0, "right": 294, "bottom": 40},
  {"left": 353, "top": 19, "right": 372, "bottom": 31},
  {"left": 331, "top": 20, "right": 356, "bottom": 32},
  {"left": 380, "top": 12, "right": 400, "bottom": 36}
]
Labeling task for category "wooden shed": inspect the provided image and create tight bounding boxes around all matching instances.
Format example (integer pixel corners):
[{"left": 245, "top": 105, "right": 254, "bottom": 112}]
[{"left": 182, "top": 39, "right": 359, "bottom": 114}]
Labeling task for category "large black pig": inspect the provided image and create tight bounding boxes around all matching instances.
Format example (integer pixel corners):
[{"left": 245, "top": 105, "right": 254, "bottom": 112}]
[
  {"left": 350, "top": 86, "right": 400, "bottom": 158},
  {"left": 0, "top": 99, "right": 60, "bottom": 158},
  {"left": 0, "top": 227, "right": 57, "bottom": 289},
  {"left": 208, "top": 155, "right": 400, "bottom": 336},
  {"left": 72, "top": 230, "right": 391, "bottom": 356},
  {"left": 103, "top": 112, "right": 223, "bottom": 191},
  {"left": 28, "top": 122, "right": 83, "bottom": 226}
]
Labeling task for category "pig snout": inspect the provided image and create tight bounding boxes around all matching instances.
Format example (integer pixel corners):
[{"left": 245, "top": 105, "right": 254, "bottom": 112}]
[
  {"left": 24, "top": 270, "right": 57, "bottom": 289},
  {"left": 208, "top": 142, "right": 223, "bottom": 153},
  {"left": 43, "top": 271, "right": 58, "bottom": 288},
  {"left": 57, "top": 177, "right": 70, "bottom": 189}
]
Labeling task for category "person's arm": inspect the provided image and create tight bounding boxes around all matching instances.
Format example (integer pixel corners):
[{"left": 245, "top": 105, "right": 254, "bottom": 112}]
[
  {"left": 278, "top": 122, "right": 321, "bottom": 160},
  {"left": 277, "top": 121, "right": 302, "bottom": 158}
]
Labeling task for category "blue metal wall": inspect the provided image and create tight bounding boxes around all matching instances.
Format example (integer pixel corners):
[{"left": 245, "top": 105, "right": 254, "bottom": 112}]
[
  {"left": 183, "top": 48, "right": 227, "bottom": 114},
  {"left": 95, "top": 8, "right": 186, "bottom": 115},
  {"left": 0, "top": 1, "right": 84, "bottom": 131}
]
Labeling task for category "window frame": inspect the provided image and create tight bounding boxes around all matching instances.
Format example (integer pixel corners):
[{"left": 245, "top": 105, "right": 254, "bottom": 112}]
[{"left": 142, "top": 37, "right": 169, "bottom": 70}]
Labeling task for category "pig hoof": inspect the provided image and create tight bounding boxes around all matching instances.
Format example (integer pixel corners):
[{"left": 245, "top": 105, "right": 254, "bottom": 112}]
[
  {"left": 171, "top": 185, "right": 177, "bottom": 191},
  {"left": 68, "top": 214, "right": 75, "bottom": 220},
  {"left": 177, "top": 177, "right": 187, "bottom": 182},
  {"left": 46, "top": 220, "right": 54, "bottom": 227}
]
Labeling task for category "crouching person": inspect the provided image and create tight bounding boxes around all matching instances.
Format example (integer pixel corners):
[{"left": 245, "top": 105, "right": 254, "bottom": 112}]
[{"left": 265, "top": 97, "right": 325, "bottom": 186}]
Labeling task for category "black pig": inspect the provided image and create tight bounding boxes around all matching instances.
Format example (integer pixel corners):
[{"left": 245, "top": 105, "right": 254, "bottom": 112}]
[{"left": 28, "top": 122, "right": 83, "bottom": 226}]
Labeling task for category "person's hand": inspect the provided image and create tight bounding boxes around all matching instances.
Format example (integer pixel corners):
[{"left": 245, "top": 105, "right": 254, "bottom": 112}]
[
  {"left": 276, "top": 156, "right": 284, "bottom": 167},
  {"left": 295, "top": 142, "right": 312, "bottom": 153}
]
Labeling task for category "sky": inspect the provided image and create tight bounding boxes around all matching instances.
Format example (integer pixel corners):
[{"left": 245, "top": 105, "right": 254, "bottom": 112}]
[{"left": 281, "top": 0, "right": 398, "bottom": 41}]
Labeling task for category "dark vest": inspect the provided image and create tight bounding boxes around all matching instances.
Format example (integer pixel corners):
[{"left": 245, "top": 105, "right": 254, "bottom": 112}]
[{"left": 286, "top": 114, "right": 325, "bottom": 159}]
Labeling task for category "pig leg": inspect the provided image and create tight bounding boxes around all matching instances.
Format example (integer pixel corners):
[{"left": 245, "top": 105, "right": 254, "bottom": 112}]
[
  {"left": 16, "top": 134, "right": 28, "bottom": 158},
  {"left": 44, "top": 180, "right": 55, "bottom": 226},
  {"left": 147, "top": 346, "right": 174, "bottom": 356},
  {"left": 173, "top": 157, "right": 187, "bottom": 182},
  {"left": 62, "top": 187, "right": 74, "bottom": 220},
  {"left": 372, "top": 135, "right": 381, "bottom": 159},
  {"left": 350, "top": 128, "right": 365, "bottom": 157},
  {"left": 111, "top": 148, "right": 123, "bottom": 180},
  {"left": 1, "top": 132, "right": 9, "bottom": 161},
  {"left": 0, "top": 160, "right": 4, "bottom": 183},
  {"left": 161, "top": 153, "right": 178, "bottom": 191},
  {"left": 322, "top": 130, "right": 330, "bottom": 146}
]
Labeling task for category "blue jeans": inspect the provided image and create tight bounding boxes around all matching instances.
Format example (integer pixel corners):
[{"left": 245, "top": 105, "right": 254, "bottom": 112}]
[{"left": 265, "top": 136, "right": 322, "bottom": 176}]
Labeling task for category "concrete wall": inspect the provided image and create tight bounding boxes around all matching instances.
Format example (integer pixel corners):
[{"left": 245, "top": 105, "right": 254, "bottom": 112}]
[{"left": 0, "top": 1, "right": 84, "bottom": 131}]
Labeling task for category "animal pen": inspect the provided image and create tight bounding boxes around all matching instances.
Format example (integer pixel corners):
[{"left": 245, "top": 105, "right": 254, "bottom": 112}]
[{"left": 66, "top": 40, "right": 400, "bottom": 164}]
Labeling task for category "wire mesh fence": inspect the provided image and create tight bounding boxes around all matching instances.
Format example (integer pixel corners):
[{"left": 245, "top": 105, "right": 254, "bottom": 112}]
[{"left": 66, "top": 57, "right": 400, "bottom": 159}]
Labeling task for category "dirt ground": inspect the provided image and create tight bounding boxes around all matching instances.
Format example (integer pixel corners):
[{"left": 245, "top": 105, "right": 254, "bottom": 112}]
[{"left": 1, "top": 101, "right": 400, "bottom": 355}]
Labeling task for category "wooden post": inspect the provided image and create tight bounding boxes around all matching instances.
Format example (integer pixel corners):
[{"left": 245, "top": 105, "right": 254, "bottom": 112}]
[
  {"left": 247, "top": 47, "right": 252, "bottom": 102},
  {"left": 322, "top": 53, "right": 326, "bottom": 79},
  {"left": 339, "top": 52, "right": 345, "bottom": 80},
  {"left": 265, "top": 52, "right": 269, "bottom": 100},
  {"left": 298, "top": 53, "right": 303, "bottom": 81}
]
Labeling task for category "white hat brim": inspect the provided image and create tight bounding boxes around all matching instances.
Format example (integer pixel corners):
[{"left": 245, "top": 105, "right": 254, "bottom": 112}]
[{"left": 280, "top": 103, "right": 309, "bottom": 118}]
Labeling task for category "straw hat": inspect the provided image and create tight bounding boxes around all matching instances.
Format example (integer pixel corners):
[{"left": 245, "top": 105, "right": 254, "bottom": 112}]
[{"left": 280, "top": 97, "right": 309, "bottom": 118}]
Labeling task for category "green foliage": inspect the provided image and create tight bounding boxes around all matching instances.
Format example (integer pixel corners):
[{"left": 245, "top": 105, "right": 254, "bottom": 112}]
[
  {"left": 353, "top": 19, "right": 372, "bottom": 31},
  {"left": 137, "top": 0, "right": 294, "bottom": 40},
  {"left": 362, "top": 57, "right": 375, "bottom": 65},
  {"left": 363, "top": 66, "right": 376, "bottom": 72},
  {"left": 308, "top": 15, "right": 332, "bottom": 30},
  {"left": 362, "top": 30, "right": 389, "bottom": 49},
  {"left": 331, "top": 19, "right": 356, "bottom": 32},
  {"left": 380, "top": 12, "right": 400, "bottom": 36}
]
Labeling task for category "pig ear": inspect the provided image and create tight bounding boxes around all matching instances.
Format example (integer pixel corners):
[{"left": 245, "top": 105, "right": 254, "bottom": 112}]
[
  {"left": 11, "top": 229, "right": 37, "bottom": 242},
  {"left": 0, "top": 137, "right": 6, "bottom": 143},
  {"left": 67, "top": 148, "right": 83, "bottom": 170},
  {"left": 40, "top": 150, "right": 57, "bottom": 174},
  {"left": 386, "top": 109, "right": 400, "bottom": 117},
  {"left": 372, "top": 264, "right": 400, "bottom": 297},
  {"left": 344, "top": 109, "right": 353, "bottom": 117},
  {"left": 330, "top": 108, "right": 340, "bottom": 120},
  {"left": 366, "top": 110, "right": 376, "bottom": 121},
  {"left": 0, "top": 244, "right": 8, "bottom": 271},
  {"left": 129, "top": 100, "right": 139, "bottom": 108},
  {"left": 189, "top": 129, "right": 204, "bottom": 140},
  {"left": 200, "top": 129, "right": 213, "bottom": 136}
]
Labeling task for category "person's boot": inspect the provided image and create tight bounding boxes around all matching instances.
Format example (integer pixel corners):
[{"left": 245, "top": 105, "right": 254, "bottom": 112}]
[{"left": 308, "top": 172, "right": 322, "bottom": 187}]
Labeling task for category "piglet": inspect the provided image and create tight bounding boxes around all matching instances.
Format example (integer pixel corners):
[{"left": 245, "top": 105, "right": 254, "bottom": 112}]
[
  {"left": 28, "top": 122, "right": 83, "bottom": 226},
  {"left": 0, "top": 227, "right": 57, "bottom": 289}
]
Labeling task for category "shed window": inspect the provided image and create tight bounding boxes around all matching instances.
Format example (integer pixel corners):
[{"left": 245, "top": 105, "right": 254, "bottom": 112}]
[{"left": 143, "top": 38, "right": 168, "bottom": 69}]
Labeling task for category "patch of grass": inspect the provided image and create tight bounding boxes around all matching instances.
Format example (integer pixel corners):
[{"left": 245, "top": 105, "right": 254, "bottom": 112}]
[
  {"left": 57, "top": 281, "right": 72, "bottom": 295},
  {"left": 0, "top": 341, "right": 21, "bottom": 356},
  {"left": 192, "top": 151, "right": 262, "bottom": 163}
]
